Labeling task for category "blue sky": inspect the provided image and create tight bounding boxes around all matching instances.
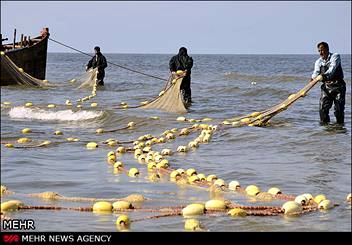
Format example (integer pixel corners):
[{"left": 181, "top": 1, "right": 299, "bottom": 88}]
[{"left": 1, "top": 1, "right": 351, "bottom": 54}]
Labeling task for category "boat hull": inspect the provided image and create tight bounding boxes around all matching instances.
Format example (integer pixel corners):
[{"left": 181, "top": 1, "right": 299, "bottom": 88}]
[{"left": 1, "top": 36, "right": 48, "bottom": 86}]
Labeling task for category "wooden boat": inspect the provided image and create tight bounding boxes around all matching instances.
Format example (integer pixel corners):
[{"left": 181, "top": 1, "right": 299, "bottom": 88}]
[{"left": 1, "top": 28, "right": 49, "bottom": 86}]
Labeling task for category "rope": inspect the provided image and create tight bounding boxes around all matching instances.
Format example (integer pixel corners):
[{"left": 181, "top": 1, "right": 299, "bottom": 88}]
[
  {"left": 131, "top": 212, "right": 182, "bottom": 222},
  {"left": 48, "top": 38, "right": 168, "bottom": 81},
  {"left": 11, "top": 203, "right": 319, "bottom": 219},
  {"left": 19, "top": 205, "right": 93, "bottom": 212}
]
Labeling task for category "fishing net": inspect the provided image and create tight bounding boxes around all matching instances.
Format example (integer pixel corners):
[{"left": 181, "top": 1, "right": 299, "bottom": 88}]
[
  {"left": 2, "top": 51, "right": 188, "bottom": 113},
  {"left": 111, "top": 74, "right": 188, "bottom": 113},
  {"left": 1, "top": 52, "right": 98, "bottom": 89},
  {"left": 140, "top": 75, "right": 188, "bottom": 113},
  {"left": 1, "top": 52, "right": 54, "bottom": 87},
  {"left": 225, "top": 76, "right": 321, "bottom": 126},
  {"left": 72, "top": 68, "right": 99, "bottom": 89}
]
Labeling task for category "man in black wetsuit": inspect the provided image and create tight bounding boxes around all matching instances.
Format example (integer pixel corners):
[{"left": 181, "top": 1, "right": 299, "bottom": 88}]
[
  {"left": 169, "top": 47, "right": 194, "bottom": 104},
  {"left": 311, "top": 42, "right": 346, "bottom": 125},
  {"left": 86, "top": 46, "right": 107, "bottom": 86}
]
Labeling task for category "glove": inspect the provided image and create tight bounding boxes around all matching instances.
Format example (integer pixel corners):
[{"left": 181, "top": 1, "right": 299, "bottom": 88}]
[{"left": 321, "top": 74, "right": 327, "bottom": 82}]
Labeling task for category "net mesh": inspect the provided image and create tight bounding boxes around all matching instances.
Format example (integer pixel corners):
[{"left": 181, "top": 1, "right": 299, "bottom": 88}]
[
  {"left": 1, "top": 52, "right": 54, "bottom": 87},
  {"left": 2, "top": 51, "right": 320, "bottom": 118},
  {"left": 74, "top": 69, "right": 99, "bottom": 89},
  {"left": 226, "top": 77, "right": 320, "bottom": 126},
  {"left": 140, "top": 75, "right": 188, "bottom": 113},
  {"left": 2, "top": 52, "right": 187, "bottom": 113},
  {"left": 1, "top": 52, "right": 98, "bottom": 89}
]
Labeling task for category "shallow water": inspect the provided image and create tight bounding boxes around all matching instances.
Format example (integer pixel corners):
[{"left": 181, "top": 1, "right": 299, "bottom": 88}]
[{"left": 1, "top": 53, "right": 351, "bottom": 231}]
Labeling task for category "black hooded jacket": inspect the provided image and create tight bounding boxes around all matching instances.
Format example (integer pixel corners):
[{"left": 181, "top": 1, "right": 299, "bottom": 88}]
[
  {"left": 87, "top": 52, "right": 108, "bottom": 79},
  {"left": 169, "top": 48, "right": 193, "bottom": 75}
]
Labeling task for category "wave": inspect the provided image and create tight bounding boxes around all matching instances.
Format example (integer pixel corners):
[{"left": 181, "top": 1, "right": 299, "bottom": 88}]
[
  {"left": 8, "top": 106, "right": 104, "bottom": 121},
  {"left": 224, "top": 72, "right": 306, "bottom": 83},
  {"left": 242, "top": 87, "right": 291, "bottom": 97}
]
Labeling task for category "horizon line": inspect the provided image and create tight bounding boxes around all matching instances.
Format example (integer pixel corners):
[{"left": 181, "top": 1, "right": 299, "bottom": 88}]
[{"left": 47, "top": 52, "right": 352, "bottom": 55}]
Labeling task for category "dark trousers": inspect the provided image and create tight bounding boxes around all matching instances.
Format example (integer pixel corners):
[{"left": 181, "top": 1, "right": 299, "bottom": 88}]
[
  {"left": 319, "top": 80, "right": 346, "bottom": 124},
  {"left": 180, "top": 75, "right": 192, "bottom": 103},
  {"left": 97, "top": 72, "right": 105, "bottom": 86},
  {"left": 97, "top": 79, "right": 104, "bottom": 86}
]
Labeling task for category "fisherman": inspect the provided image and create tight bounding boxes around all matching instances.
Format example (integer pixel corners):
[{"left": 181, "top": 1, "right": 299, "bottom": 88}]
[
  {"left": 311, "top": 42, "right": 346, "bottom": 125},
  {"left": 169, "top": 47, "right": 193, "bottom": 104},
  {"left": 86, "top": 46, "right": 107, "bottom": 86}
]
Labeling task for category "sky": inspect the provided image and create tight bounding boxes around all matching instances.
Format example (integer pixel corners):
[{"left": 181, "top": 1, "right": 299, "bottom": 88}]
[{"left": 1, "top": 1, "right": 351, "bottom": 54}]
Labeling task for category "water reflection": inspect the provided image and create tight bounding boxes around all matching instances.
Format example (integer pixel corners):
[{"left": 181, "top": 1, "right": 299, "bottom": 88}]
[{"left": 322, "top": 123, "right": 348, "bottom": 134}]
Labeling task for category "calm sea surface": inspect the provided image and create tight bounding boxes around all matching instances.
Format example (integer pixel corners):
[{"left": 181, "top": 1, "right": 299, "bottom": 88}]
[{"left": 1, "top": 53, "right": 351, "bottom": 231}]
